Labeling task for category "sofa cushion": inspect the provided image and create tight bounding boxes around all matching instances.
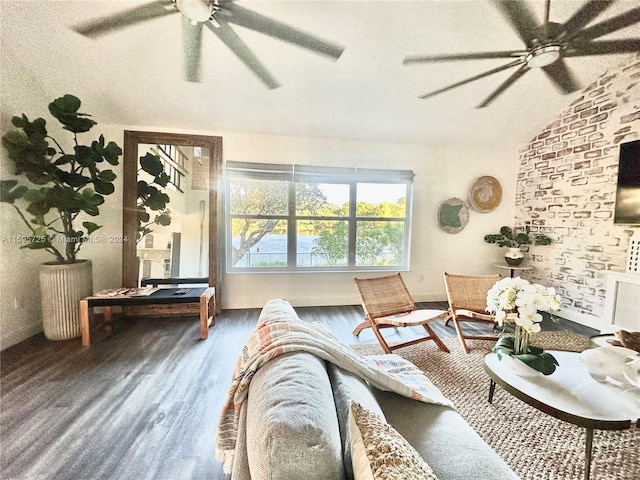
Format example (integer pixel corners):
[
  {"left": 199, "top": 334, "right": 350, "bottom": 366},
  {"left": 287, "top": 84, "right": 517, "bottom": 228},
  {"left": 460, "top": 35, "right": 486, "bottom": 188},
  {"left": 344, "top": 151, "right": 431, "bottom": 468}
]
[
  {"left": 349, "top": 402, "right": 439, "bottom": 480},
  {"left": 246, "top": 351, "right": 345, "bottom": 480},
  {"left": 327, "top": 364, "right": 386, "bottom": 479},
  {"left": 373, "top": 389, "right": 519, "bottom": 480}
]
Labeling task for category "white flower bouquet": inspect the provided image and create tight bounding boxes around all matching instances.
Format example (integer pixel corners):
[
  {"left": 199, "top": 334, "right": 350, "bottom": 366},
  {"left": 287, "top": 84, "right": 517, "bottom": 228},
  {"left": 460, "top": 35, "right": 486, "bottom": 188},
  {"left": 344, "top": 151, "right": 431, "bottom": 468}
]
[{"left": 486, "top": 277, "right": 562, "bottom": 375}]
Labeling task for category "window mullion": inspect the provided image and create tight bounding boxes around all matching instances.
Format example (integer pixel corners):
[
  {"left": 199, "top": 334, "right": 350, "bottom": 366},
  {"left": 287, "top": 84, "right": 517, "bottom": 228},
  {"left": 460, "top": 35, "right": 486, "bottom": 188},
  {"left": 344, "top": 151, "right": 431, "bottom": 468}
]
[
  {"left": 347, "top": 180, "right": 357, "bottom": 266},
  {"left": 288, "top": 181, "right": 296, "bottom": 267}
]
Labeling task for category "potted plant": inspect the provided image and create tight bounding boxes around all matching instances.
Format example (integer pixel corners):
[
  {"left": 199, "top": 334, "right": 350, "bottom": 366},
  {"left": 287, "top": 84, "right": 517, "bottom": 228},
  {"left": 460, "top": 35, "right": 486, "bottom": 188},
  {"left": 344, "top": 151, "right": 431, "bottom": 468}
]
[
  {"left": 487, "top": 276, "right": 562, "bottom": 375},
  {"left": 1, "top": 94, "right": 122, "bottom": 340},
  {"left": 484, "top": 226, "right": 552, "bottom": 266}
]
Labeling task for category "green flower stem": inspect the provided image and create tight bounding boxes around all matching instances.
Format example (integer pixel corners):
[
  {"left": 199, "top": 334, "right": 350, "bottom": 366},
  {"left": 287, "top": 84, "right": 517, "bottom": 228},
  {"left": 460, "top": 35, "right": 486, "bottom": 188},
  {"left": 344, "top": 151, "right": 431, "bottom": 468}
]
[{"left": 514, "top": 325, "right": 529, "bottom": 355}]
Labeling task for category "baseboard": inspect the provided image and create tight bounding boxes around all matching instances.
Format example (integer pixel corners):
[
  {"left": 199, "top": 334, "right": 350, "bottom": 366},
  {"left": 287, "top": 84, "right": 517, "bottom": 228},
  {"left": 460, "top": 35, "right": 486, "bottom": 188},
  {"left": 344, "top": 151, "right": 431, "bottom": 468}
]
[{"left": 0, "top": 323, "right": 42, "bottom": 351}]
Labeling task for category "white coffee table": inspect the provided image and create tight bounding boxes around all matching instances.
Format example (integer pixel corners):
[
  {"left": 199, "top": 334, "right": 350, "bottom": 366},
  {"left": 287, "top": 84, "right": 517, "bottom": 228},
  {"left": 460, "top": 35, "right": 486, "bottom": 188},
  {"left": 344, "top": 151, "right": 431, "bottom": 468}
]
[{"left": 483, "top": 350, "right": 640, "bottom": 480}]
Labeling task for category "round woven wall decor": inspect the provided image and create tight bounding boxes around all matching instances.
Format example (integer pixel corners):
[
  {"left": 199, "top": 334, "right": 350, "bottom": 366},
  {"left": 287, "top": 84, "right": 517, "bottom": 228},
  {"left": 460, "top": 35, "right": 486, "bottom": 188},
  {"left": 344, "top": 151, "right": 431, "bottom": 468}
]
[
  {"left": 437, "top": 197, "right": 469, "bottom": 234},
  {"left": 469, "top": 176, "right": 502, "bottom": 212}
]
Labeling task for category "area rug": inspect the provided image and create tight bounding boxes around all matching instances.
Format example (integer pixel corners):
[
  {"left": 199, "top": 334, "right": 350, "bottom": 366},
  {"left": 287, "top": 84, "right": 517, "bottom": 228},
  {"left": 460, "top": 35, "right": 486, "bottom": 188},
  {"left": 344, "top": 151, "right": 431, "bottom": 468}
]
[{"left": 352, "top": 332, "right": 639, "bottom": 480}]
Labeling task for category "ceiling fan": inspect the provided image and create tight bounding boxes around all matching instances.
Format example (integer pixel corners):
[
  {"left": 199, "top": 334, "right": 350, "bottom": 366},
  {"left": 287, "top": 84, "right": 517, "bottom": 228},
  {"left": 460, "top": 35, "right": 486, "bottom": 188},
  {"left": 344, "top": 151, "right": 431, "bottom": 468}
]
[
  {"left": 404, "top": 0, "right": 640, "bottom": 108},
  {"left": 73, "top": 0, "right": 345, "bottom": 88}
]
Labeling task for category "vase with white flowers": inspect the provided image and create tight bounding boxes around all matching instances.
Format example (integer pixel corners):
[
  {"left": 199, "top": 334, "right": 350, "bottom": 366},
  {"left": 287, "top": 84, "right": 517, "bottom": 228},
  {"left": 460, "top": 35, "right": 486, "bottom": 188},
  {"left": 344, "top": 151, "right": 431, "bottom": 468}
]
[{"left": 486, "top": 277, "right": 562, "bottom": 375}]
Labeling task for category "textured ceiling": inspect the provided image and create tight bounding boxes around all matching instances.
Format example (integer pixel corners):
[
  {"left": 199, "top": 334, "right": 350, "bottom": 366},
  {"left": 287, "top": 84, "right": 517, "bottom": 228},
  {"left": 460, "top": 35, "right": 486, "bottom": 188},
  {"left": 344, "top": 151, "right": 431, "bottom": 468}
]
[{"left": 1, "top": 0, "right": 637, "bottom": 150}]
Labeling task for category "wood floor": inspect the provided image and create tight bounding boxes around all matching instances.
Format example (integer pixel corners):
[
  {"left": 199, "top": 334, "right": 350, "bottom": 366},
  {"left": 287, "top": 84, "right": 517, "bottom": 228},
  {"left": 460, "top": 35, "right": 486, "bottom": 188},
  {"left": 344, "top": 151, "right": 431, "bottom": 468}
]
[{"left": 0, "top": 303, "right": 597, "bottom": 480}]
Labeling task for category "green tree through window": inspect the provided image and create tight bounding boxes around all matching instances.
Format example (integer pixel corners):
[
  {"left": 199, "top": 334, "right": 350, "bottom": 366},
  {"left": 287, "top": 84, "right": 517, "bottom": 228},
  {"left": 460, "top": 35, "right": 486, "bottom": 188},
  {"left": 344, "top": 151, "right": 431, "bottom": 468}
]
[{"left": 226, "top": 162, "right": 413, "bottom": 271}]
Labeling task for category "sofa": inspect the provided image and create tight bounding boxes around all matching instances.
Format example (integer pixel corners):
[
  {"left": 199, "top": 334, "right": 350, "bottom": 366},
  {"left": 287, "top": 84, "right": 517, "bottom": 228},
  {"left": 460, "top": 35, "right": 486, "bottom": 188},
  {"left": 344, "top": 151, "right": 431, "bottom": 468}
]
[{"left": 228, "top": 299, "right": 519, "bottom": 479}]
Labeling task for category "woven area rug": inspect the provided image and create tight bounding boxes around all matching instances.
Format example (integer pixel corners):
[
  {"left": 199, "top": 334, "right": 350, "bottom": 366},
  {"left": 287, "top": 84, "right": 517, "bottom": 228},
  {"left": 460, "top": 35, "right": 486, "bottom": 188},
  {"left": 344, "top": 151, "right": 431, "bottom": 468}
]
[{"left": 352, "top": 332, "right": 639, "bottom": 480}]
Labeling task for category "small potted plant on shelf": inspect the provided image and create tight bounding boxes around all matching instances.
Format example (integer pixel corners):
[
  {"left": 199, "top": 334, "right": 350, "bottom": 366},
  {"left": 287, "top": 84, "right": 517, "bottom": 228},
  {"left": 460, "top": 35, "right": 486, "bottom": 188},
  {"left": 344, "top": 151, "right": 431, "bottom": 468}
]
[
  {"left": 1, "top": 94, "right": 122, "bottom": 340},
  {"left": 484, "top": 226, "right": 552, "bottom": 266}
]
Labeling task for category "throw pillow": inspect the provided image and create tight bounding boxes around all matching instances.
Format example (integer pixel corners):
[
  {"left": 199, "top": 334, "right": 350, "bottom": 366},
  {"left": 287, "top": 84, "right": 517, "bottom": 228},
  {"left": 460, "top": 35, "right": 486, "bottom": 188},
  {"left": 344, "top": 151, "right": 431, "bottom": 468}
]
[{"left": 348, "top": 401, "right": 439, "bottom": 480}]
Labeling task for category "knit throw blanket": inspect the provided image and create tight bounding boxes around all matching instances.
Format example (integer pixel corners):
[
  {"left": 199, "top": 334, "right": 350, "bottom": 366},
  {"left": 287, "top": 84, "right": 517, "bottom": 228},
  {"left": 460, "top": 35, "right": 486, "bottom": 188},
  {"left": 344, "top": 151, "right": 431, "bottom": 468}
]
[{"left": 214, "top": 314, "right": 454, "bottom": 474}]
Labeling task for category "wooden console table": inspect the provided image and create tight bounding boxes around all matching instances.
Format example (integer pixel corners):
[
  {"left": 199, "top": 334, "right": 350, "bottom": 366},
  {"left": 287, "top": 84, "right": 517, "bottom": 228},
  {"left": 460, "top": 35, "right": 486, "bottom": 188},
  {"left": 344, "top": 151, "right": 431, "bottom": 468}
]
[{"left": 80, "top": 287, "right": 215, "bottom": 346}]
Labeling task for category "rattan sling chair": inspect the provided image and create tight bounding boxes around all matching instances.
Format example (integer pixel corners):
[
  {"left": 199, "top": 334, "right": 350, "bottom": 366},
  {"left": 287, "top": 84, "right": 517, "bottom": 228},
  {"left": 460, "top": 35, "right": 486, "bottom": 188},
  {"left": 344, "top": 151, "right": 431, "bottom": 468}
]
[
  {"left": 353, "top": 273, "right": 449, "bottom": 354},
  {"left": 443, "top": 272, "right": 502, "bottom": 353}
]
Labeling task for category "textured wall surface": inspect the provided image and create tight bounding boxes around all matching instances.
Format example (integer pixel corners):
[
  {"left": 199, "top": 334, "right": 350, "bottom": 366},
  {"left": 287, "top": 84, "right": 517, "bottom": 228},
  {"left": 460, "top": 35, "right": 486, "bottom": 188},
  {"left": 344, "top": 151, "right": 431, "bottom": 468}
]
[{"left": 516, "top": 54, "right": 640, "bottom": 324}]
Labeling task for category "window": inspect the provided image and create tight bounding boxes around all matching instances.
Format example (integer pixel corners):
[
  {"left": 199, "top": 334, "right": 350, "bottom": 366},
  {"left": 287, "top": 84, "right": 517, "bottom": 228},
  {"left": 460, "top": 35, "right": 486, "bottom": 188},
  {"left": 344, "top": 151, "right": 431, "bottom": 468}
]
[{"left": 226, "top": 162, "right": 414, "bottom": 272}]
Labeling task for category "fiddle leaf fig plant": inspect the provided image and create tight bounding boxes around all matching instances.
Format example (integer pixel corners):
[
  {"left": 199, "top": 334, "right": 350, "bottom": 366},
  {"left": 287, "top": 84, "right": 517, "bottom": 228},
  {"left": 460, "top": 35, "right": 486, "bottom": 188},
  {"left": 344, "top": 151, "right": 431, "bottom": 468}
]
[
  {"left": 484, "top": 226, "right": 552, "bottom": 248},
  {"left": 136, "top": 152, "right": 172, "bottom": 243},
  {"left": 0, "top": 94, "right": 122, "bottom": 263}
]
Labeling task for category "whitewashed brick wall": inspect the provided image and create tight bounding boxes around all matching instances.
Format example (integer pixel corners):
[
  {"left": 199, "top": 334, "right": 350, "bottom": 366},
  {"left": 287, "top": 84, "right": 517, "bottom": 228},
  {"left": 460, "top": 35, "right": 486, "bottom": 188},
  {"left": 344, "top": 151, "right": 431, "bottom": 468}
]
[{"left": 516, "top": 53, "right": 640, "bottom": 323}]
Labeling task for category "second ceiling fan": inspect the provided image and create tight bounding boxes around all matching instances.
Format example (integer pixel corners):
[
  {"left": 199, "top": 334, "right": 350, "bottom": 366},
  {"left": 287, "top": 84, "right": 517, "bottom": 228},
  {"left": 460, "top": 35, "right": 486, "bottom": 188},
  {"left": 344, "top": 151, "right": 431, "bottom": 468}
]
[
  {"left": 73, "top": 0, "right": 345, "bottom": 89},
  {"left": 404, "top": 0, "right": 640, "bottom": 108}
]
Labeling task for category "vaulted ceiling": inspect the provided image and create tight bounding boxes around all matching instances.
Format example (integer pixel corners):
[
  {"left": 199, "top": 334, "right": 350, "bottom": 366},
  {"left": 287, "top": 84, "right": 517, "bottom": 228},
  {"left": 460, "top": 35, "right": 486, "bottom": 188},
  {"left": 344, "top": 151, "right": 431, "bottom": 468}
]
[{"left": 1, "top": 1, "right": 638, "bottom": 151}]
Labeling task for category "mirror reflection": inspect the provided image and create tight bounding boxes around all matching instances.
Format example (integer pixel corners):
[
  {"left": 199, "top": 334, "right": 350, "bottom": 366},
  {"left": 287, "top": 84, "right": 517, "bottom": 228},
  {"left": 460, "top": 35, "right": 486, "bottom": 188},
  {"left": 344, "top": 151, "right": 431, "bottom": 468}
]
[{"left": 135, "top": 143, "right": 210, "bottom": 284}]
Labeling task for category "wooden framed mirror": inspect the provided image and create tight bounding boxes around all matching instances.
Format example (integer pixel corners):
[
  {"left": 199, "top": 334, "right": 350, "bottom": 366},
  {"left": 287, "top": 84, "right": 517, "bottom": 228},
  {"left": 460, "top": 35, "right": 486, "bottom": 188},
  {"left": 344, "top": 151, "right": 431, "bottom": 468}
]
[{"left": 122, "top": 131, "right": 222, "bottom": 301}]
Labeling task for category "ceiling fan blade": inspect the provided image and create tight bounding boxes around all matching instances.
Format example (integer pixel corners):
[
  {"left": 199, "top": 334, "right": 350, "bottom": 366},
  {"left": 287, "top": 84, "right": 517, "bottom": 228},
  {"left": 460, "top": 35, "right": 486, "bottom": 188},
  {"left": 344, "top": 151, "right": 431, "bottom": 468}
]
[
  {"left": 218, "top": 2, "right": 344, "bottom": 60},
  {"left": 565, "top": 38, "right": 640, "bottom": 56},
  {"left": 561, "top": 0, "right": 614, "bottom": 38},
  {"left": 418, "top": 59, "right": 523, "bottom": 100},
  {"left": 404, "top": 50, "right": 527, "bottom": 64},
  {"left": 205, "top": 21, "right": 280, "bottom": 89},
  {"left": 493, "top": 0, "right": 539, "bottom": 47},
  {"left": 477, "top": 64, "right": 530, "bottom": 108},
  {"left": 542, "top": 59, "right": 580, "bottom": 94},
  {"left": 183, "top": 17, "right": 203, "bottom": 82},
  {"left": 73, "top": 0, "right": 177, "bottom": 37},
  {"left": 568, "top": 6, "right": 640, "bottom": 42}
]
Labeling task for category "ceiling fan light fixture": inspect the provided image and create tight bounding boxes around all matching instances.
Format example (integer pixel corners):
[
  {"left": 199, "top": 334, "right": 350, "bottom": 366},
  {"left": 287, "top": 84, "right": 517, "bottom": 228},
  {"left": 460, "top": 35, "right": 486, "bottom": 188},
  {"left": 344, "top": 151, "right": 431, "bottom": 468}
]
[
  {"left": 526, "top": 45, "right": 562, "bottom": 68},
  {"left": 176, "top": 0, "right": 212, "bottom": 23}
]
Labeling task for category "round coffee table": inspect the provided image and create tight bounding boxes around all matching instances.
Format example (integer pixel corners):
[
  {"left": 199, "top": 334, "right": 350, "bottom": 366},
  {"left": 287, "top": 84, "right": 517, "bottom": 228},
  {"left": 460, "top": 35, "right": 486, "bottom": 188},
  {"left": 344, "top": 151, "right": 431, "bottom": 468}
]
[{"left": 483, "top": 350, "right": 640, "bottom": 480}]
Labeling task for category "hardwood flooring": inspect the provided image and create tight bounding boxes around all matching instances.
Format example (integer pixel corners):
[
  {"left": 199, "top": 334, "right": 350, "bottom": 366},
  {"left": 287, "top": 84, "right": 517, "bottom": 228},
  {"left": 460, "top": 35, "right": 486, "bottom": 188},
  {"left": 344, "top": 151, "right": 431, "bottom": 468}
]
[{"left": 0, "top": 303, "right": 597, "bottom": 480}]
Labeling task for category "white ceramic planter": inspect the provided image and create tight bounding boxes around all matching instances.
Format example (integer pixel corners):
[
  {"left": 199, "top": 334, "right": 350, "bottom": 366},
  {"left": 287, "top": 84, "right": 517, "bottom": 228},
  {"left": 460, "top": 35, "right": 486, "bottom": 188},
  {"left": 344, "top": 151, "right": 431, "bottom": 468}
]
[
  {"left": 502, "top": 354, "right": 540, "bottom": 377},
  {"left": 505, "top": 247, "right": 524, "bottom": 266},
  {"left": 40, "top": 260, "right": 93, "bottom": 340}
]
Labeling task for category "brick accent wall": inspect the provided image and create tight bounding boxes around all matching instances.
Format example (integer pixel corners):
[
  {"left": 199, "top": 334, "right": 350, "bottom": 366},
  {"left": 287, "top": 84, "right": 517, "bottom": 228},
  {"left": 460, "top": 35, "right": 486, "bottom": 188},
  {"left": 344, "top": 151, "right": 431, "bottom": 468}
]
[{"left": 516, "top": 53, "right": 640, "bottom": 323}]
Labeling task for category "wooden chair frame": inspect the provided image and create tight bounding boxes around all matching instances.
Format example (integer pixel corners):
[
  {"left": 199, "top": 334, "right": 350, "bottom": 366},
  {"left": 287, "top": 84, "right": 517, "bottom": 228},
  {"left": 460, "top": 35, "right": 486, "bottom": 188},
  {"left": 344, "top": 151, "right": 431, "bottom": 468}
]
[
  {"left": 353, "top": 273, "right": 449, "bottom": 354},
  {"left": 443, "top": 272, "right": 502, "bottom": 353}
]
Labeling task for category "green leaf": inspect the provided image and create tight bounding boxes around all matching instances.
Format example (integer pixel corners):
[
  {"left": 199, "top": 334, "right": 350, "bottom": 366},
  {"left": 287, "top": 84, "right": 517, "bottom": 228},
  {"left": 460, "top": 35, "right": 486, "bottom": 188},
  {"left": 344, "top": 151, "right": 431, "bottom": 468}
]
[
  {"left": 64, "top": 173, "right": 91, "bottom": 188},
  {"left": 49, "top": 95, "right": 96, "bottom": 133},
  {"left": 515, "top": 352, "right": 559, "bottom": 376},
  {"left": 22, "top": 188, "right": 47, "bottom": 203},
  {"left": 53, "top": 154, "right": 75, "bottom": 166},
  {"left": 82, "top": 221, "right": 101, "bottom": 235},
  {"left": 0, "top": 180, "right": 27, "bottom": 203},
  {"left": 20, "top": 239, "right": 53, "bottom": 250},
  {"left": 155, "top": 212, "right": 172, "bottom": 226},
  {"left": 154, "top": 171, "right": 170, "bottom": 187},
  {"left": 138, "top": 210, "right": 150, "bottom": 223},
  {"left": 515, "top": 233, "right": 531, "bottom": 245},
  {"left": 103, "top": 141, "right": 122, "bottom": 165},
  {"left": 98, "top": 169, "right": 117, "bottom": 182},
  {"left": 74, "top": 145, "right": 95, "bottom": 167},
  {"left": 80, "top": 188, "right": 105, "bottom": 206},
  {"left": 93, "top": 180, "right": 114, "bottom": 195},
  {"left": 139, "top": 153, "right": 164, "bottom": 176},
  {"left": 49, "top": 94, "right": 81, "bottom": 115},
  {"left": 12, "top": 116, "right": 26, "bottom": 128}
]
